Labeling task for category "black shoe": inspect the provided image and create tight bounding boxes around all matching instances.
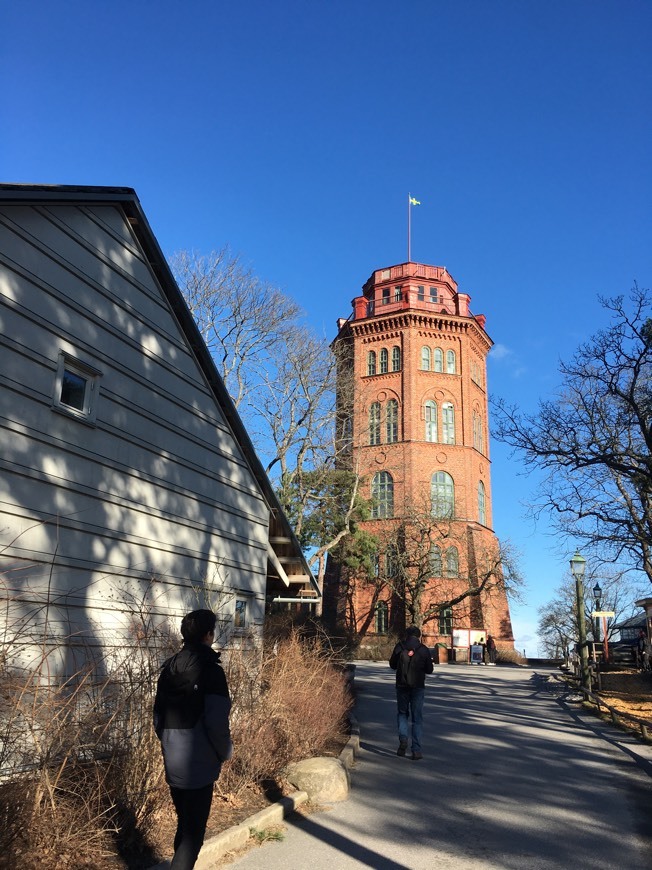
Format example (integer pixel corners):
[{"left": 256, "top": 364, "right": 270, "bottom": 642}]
[
  {"left": 412, "top": 752, "right": 423, "bottom": 760},
  {"left": 397, "top": 740, "right": 408, "bottom": 756}
]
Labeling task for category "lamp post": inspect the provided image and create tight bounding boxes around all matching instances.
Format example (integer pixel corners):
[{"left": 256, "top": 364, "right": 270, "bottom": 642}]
[
  {"left": 570, "top": 552, "right": 590, "bottom": 691},
  {"left": 593, "top": 581, "right": 602, "bottom": 645}
]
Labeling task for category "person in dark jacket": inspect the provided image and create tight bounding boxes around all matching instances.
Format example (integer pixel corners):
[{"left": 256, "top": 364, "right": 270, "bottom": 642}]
[
  {"left": 389, "top": 625, "right": 434, "bottom": 760},
  {"left": 154, "top": 609, "right": 232, "bottom": 870}
]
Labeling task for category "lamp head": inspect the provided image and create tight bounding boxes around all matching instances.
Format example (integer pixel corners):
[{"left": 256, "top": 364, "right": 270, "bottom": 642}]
[{"left": 569, "top": 551, "right": 586, "bottom": 579}]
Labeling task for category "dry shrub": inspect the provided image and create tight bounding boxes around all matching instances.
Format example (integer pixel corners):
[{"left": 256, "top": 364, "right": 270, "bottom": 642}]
[
  {"left": 218, "top": 630, "right": 352, "bottom": 798},
  {"left": 0, "top": 620, "right": 177, "bottom": 869},
  {"left": 496, "top": 646, "right": 527, "bottom": 665},
  {"left": 355, "top": 633, "right": 399, "bottom": 661}
]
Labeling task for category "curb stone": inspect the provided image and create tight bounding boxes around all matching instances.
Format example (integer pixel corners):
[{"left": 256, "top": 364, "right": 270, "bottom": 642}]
[{"left": 150, "top": 706, "right": 361, "bottom": 869}]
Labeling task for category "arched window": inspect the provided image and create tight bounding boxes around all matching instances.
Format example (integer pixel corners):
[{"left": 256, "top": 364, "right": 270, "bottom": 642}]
[
  {"left": 478, "top": 480, "right": 487, "bottom": 525},
  {"left": 369, "top": 402, "right": 381, "bottom": 445},
  {"left": 446, "top": 546, "right": 459, "bottom": 578},
  {"left": 431, "top": 471, "right": 454, "bottom": 518},
  {"left": 434, "top": 348, "right": 443, "bottom": 372},
  {"left": 386, "top": 399, "right": 399, "bottom": 443},
  {"left": 386, "top": 544, "right": 399, "bottom": 578},
  {"left": 421, "top": 346, "right": 431, "bottom": 370},
  {"left": 446, "top": 350, "right": 456, "bottom": 374},
  {"left": 473, "top": 411, "right": 484, "bottom": 453},
  {"left": 439, "top": 606, "right": 453, "bottom": 635},
  {"left": 425, "top": 400, "right": 438, "bottom": 442},
  {"left": 392, "top": 346, "right": 401, "bottom": 371},
  {"left": 371, "top": 471, "right": 394, "bottom": 518},
  {"left": 367, "top": 351, "right": 376, "bottom": 376},
  {"left": 429, "top": 544, "right": 442, "bottom": 576},
  {"left": 375, "top": 601, "right": 389, "bottom": 634},
  {"left": 380, "top": 348, "right": 389, "bottom": 374},
  {"left": 442, "top": 402, "right": 455, "bottom": 444}
]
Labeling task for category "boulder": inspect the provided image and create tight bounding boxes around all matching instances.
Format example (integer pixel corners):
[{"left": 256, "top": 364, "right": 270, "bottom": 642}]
[{"left": 284, "top": 756, "right": 349, "bottom": 802}]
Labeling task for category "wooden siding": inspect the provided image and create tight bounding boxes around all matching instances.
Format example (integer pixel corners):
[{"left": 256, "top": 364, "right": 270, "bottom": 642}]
[{"left": 0, "top": 203, "right": 269, "bottom": 670}]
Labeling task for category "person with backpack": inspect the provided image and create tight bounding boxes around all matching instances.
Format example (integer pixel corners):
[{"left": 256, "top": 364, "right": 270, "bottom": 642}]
[
  {"left": 389, "top": 625, "right": 434, "bottom": 760},
  {"left": 154, "top": 609, "right": 233, "bottom": 870}
]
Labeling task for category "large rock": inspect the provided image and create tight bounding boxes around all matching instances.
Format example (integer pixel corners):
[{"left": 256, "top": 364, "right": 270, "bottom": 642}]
[{"left": 284, "top": 756, "right": 349, "bottom": 802}]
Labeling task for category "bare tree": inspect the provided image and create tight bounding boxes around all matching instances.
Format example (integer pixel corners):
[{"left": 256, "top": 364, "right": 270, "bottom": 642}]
[
  {"left": 493, "top": 286, "right": 652, "bottom": 582},
  {"left": 359, "top": 496, "right": 522, "bottom": 636},
  {"left": 171, "top": 248, "right": 364, "bottom": 592},
  {"left": 171, "top": 248, "right": 302, "bottom": 409},
  {"left": 537, "top": 568, "right": 645, "bottom": 658}
]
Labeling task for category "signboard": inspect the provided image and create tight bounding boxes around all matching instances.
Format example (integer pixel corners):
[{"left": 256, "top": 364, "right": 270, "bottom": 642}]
[
  {"left": 591, "top": 611, "right": 615, "bottom": 618},
  {"left": 470, "top": 644, "right": 484, "bottom": 664}
]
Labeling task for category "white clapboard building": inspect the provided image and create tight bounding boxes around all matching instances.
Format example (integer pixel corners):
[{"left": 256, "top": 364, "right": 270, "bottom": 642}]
[{"left": 0, "top": 184, "right": 317, "bottom": 675}]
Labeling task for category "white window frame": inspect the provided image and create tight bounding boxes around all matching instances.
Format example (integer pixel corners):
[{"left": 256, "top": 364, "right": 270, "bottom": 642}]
[
  {"left": 234, "top": 598, "right": 248, "bottom": 631},
  {"left": 52, "top": 351, "right": 102, "bottom": 424}
]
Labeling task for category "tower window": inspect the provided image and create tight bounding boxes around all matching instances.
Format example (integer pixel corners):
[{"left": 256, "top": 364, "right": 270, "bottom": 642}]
[
  {"left": 417, "top": 285, "right": 425, "bottom": 302},
  {"left": 369, "top": 401, "right": 381, "bottom": 445},
  {"left": 439, "top": 606, "right": 453, "bottom": 635},
  {"left": 392, "top": 346, "right": 401, "bottom": 372},
  {"left": 446, "top": 350, "right": 456, "bottom": 374},
  {"left": 375, "top": 601, "right": 389, "bottom": 634},
  {"left": 367, "top": 351, "right": 377, "bottom": 376},
  {"left": 425, "top": 400, "right": 438, "bottom": 442},
  {"left": 421, "top": 346, "right": 431, "bottom": 370},
  {"left": 386, "top": 544, "right": 399, "bottom": 578},
  {"left": 442, "top": 402, "right": 455, "bottom": 444},
  {"left": 434, "top": 348, "right": 443, "bottom": 372},
  {"left": 431, "top": 471, "right": 455, "bottom": 519},
  {"left": 371, "top": 471, "right": 394, "bottom": 518},
  {"left": 430, "top": 287, "right": 439, "bottom": 304},
  {"left": 429, "top": 544, "right": 442, "bottom": 577},
  {"left": 445, "top": 546, "right": 459, "bottom": 578},
  {"left": 478, "top": 480, "right": 487, "bottom": 525},
  {"left": 473, "top": 411, "right": 484, "bottom": 454},
  {"left": 386, "top": 399, "right": 399, "bottom": 443},
  {"left": 380, "top": 348, "right": 389, "bottom": 374},
  {"left": 394, "top": 285, "right": 403, "bottom": 302},
  {"left": 381, "top": 287, "right": 390, "bottom": 305}
]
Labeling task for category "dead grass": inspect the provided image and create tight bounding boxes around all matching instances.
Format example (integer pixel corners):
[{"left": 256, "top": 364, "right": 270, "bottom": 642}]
[
  {"left": 595, "top": 668, "right": 652, "bottom": 726},
  {"left": 0, "top": 624, "right": 352, "bottom": 870}
]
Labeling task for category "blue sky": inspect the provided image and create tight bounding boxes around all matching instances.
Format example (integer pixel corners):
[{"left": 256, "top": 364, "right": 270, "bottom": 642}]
[{"left": 3, "top": 1, "right": 651, "bottom": 653}]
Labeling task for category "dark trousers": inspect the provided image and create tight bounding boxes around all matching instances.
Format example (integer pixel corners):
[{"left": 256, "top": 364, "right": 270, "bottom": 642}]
[{"left": 169, "top": 783, "right": 214, "bottom": 870}]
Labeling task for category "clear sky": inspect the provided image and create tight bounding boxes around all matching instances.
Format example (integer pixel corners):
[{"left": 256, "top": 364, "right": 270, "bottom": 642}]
[{"left": 3, "top": 0, "right": 651, "bottom": 653}]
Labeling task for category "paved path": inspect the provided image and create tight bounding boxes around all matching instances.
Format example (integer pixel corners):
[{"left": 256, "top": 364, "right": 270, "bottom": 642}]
[{"left": 226, "top": 662, "right": 652, "bottom": 869}]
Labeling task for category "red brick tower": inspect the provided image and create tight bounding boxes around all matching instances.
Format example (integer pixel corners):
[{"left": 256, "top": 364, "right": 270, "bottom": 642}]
[{"left": 325, "top": 261, "right": 514, "bottom": 657}]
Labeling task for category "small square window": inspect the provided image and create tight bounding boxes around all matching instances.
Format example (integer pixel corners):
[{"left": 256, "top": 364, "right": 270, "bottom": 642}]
[
  {"left": 61, "top": 369, "right": 88, "bottom": 411},
  {"left": 53, "top": 352, "right": 102, "bottom": 424},
  {"left": 234, "top": 599, "right": 248, "bottom": 629}
]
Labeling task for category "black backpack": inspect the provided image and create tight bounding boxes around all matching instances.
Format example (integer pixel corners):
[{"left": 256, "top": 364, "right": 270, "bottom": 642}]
[{"left": 397, "top": 643, "right": 421, "bottom": 687}]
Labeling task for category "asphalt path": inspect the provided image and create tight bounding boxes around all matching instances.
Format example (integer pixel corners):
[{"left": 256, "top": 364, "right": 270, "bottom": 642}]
[{"left": 226, "top": 662, "right": 652, "bottom": 869}]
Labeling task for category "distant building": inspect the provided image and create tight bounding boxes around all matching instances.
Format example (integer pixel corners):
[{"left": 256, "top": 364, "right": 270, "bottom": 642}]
[
  {"left": 324, "top": 261, "right": 514, "bottom": 657},
  {"left": 0, "top": 184, "right": 317, "bottom": 677}
]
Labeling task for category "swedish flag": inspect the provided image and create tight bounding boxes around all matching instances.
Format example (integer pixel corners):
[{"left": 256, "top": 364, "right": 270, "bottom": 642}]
[{"left": 409, "top": 196, "right": 421, "bottom": 206}]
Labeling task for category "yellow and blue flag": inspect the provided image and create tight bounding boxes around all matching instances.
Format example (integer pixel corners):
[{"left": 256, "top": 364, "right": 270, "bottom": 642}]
[{"left": 409, "top": 196, "right": 421, "bottom": 205}]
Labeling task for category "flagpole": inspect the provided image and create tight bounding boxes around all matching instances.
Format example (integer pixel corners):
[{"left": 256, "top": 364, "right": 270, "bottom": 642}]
[{"left": 407, "top": 193, "right": 411, "bottom": 262}]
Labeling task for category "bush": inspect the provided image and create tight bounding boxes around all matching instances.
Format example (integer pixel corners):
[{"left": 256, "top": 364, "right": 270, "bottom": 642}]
[
  {"left": 496, "top": 646, "right": 527, "bottom": 665},
  {"left": 0, "top": 617, "right": 352, "bottom": 868},
  {"left": 354, "top": 633, "right": 399, "bottom": 661},
  {"left": 219, "top": 630, "right": 353, "bottom": 798}
]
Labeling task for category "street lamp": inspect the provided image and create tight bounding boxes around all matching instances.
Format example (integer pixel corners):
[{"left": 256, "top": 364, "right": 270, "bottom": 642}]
[
  {"left": 570, "top": 552, "right": 590, "bottom": 692},
  {"left": 593, "top": 581, "right": 602, "bottom": 645}
]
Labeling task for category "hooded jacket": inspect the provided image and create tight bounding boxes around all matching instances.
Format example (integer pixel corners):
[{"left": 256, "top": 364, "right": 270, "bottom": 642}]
[
  {"left": 389, "top": 635, "right": 434, "bottom": 688},
  {"left": 154, "top": 642, "right": 232, "bottom": 789}
]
